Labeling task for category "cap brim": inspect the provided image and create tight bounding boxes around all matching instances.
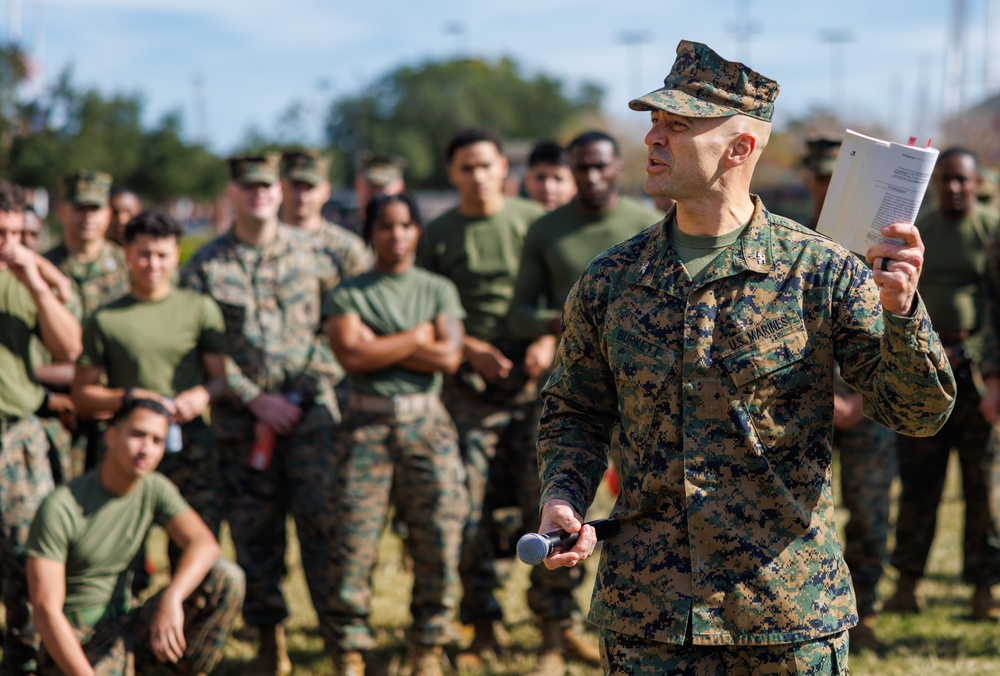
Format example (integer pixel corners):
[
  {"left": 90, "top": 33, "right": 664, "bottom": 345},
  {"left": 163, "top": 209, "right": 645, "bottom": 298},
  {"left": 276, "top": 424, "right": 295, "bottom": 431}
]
[
  {"left": 236, "top": 173, "right": 277, "bottom": 187},
  {"left": 72, "top": 197, "right": 107, "bottom": 207},
  {"left": 284, "top": 170, "right": 322, "bottom": 186},
  {"left": 628, "top": 88, "right": 739, "bottom": 118}
]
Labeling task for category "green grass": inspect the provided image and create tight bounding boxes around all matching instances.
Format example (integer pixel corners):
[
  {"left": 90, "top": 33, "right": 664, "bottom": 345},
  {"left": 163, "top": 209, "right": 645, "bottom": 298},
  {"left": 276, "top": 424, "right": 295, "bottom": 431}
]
[{"left": 140, "top": 455, "right": 1000, "bottom": 674}]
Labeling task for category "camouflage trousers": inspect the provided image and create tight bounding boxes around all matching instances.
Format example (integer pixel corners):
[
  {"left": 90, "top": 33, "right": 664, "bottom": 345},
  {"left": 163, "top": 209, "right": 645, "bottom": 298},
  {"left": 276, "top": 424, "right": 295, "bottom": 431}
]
[
  {"left": 157, "top": 418, "right": 221, "bottom": 570},
  {"left": 215, "top": 403, "right": 342, "bottom": 644},
  {"left": 835, "top": 418, "right": 896, "bottom": 617},
  {"left": 331, "top": 398, "right": 467, "bottom": 649},
  {"left": 442, "top": 374, "right": 581, "bottom": 624},
  {"left": 892, "top": 368, "right": 1000, "bottom": 584},
  {"left": 39, "top": 416, "right": 72, "bottom": 487},
  {"left": 0, "top": 415, "right": 56, "bottom": 674},
  {"left": 37, "top": 560, "right": 245, "bottom": 675},
  {"left": 599, "top": 629, "right": 849, "bottom": 675}
]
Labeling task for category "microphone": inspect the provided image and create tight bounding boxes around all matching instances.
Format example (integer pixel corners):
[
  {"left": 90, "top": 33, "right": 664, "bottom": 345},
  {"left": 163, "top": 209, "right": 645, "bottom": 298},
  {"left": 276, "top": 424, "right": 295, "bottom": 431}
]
[{"left": 516, "top": 518, "right": 620, "bottom": 565}]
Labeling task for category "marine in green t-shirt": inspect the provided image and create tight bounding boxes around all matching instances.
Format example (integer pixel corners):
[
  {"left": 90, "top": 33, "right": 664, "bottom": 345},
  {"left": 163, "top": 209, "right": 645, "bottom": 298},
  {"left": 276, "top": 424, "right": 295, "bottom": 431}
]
[
  {"left": 325, "top": 193, "right": 466, "bottom": 671},
  {"left": 25, "top": 398, "right": 243, "bottom": 675},
  {"left": 71, "top": 212, "right": 228, "bottom": 550}
]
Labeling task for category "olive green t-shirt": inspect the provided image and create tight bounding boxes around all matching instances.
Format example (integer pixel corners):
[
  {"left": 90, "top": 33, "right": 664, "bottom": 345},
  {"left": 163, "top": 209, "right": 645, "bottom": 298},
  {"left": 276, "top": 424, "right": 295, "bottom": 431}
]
[
  {"left": 324, "top": 267, "right": 465, "bottom": 397},
  {"left": 915, "top": 205, "right": 998, "bottom": 332},
  {"left": 420, "top": 197, "right": 544, "bottom": 343},
  {"left": 25, "top": 470, "right": 189, "bottom": 623},
  {"left": 78, "top": 288, "right": 226, "bottom": 397},
  {"left": 509, "top": 197, "right": 659, "bottom": 338},
  {"left": 669, "top": 218, "right": 749, "bottom": 281},
  {"left": 0, "top": 268, "right": 45, "bottom": 418}
]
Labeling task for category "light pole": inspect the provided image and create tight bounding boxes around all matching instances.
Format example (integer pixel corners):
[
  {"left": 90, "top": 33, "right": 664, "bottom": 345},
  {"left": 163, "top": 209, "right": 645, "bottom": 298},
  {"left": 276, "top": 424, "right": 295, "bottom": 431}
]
[
  {"left": 820, "top": 29, "right": 853, "bottom": 117},
  {"left": 618, "top": 31, "right": 649, "bottom": 99}
]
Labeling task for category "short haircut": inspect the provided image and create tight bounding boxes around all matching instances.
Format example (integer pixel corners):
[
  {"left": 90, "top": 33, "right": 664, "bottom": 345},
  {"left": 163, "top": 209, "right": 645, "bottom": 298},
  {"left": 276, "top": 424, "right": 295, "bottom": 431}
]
[
  {"left": 528, "top": 141, "right": 570, "bottom": 168},
  {"left": 568, "top": 130, "right": 620, "bottom": 157},
  {"left": 446, "top": 128, "right": 503, "bottom": 163},
  {"left": 111, "top": 396, "right": 172, "bottom": 426},
  {"left": 123, "top": 210, "right": 184, "bottom": 244},
  {"left": 362, "top": 192, "right": 423, "bottom": 243},
  {"left": 938, "top": 147, "right": 978, "bottom": 169},
  {"left": 0, "top": 180, "right": 25, "bottom": 214}
]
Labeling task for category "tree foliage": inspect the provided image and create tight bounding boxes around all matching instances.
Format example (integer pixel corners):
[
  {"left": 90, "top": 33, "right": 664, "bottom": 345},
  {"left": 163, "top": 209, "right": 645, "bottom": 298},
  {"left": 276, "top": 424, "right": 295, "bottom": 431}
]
[
  {"left": 2, "top": 60, "right": 225, "bottom": 203},
  {"left": 326, "top": 57, "right": 604, "bottom": 188}
]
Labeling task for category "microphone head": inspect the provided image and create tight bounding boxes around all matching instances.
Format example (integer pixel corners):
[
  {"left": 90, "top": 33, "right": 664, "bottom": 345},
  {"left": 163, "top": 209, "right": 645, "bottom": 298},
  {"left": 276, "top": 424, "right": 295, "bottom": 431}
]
[{"left": 516, "top": 532, "right": 551, "bottom": 565}]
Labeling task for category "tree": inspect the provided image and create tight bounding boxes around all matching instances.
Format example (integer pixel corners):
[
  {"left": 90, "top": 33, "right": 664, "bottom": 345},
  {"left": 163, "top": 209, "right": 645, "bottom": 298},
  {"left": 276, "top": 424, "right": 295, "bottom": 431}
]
[{"left": 326, "top": 57, "right": 604, "bottom": 188}]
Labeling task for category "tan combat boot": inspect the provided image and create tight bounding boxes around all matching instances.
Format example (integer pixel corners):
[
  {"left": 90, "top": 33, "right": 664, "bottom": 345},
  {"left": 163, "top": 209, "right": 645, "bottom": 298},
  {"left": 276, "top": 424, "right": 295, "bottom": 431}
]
[
  {"left": 883, "top": 574, "right": 922, "bottom": 614},
  {"left": 250, "top": 624, "right": 292, "bottom": 676},
  {"left": 971, "top": 585, "right": 1000, "bottom": 622},
  {"left": 333, "top": 649, "right": 366, "bottom": 676},
  {"left": 411, "top": 645, "right": 444, "bottom": 676},
  {"left": 454, "top": 620, "right": 499, "bottom": 670}
]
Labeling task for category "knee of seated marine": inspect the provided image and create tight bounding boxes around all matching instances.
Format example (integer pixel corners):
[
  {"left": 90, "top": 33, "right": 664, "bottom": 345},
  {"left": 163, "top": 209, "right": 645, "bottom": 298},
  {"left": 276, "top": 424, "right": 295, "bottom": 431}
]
[{"left": 207, "top": 558, "right": 246, "bottom": 605}]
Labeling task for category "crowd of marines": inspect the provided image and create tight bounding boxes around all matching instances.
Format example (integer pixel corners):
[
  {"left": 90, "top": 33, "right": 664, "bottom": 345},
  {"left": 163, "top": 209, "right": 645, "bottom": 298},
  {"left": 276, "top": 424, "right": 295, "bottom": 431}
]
[{"left": 0, "top": 83, "right": 997, "bottom": 675}]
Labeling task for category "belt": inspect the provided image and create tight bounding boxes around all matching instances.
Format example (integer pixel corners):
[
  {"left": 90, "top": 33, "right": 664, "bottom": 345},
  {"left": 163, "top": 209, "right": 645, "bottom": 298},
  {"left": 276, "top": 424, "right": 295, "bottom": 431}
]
[{"left": 348, "top": 392, "right": 440, "bottom": 417}]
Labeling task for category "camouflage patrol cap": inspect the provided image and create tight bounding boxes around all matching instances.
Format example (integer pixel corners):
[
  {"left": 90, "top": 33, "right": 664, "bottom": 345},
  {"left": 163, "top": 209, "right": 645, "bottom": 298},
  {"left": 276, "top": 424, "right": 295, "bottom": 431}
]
[
  {"left": 280, "top": 148, "right": 330, "bottom": 186},
  {"left": 63, "top": 169, "right": 112, "bottom": 207},
  {"left": 362, "top": 153, "right": 406, "bottom": 187},
  {"left": 803, "top": 136, "right": 842, "bottom": 177},
  {"left": 629, "top": 40, "right": 779, "bottom": 122},
  {"left": 227, "top": 152, "right": 280, "bottom": 186}
]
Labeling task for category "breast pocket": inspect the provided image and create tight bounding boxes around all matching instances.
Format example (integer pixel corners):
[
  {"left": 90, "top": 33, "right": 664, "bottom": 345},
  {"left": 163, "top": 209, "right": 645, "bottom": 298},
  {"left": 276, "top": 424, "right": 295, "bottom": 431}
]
[
  {"left": 608, "top": 338, "right": 675, "bottom": 454},
  {"left": 721, "top": 326, "right": 810, "bottom": 453}
]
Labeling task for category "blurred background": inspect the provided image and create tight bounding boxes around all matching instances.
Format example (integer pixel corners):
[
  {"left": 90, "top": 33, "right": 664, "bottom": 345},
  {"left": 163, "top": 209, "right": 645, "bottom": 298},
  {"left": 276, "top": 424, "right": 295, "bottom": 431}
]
[{"left": 1, "top": 0, "right": 997, "bottom": 240}]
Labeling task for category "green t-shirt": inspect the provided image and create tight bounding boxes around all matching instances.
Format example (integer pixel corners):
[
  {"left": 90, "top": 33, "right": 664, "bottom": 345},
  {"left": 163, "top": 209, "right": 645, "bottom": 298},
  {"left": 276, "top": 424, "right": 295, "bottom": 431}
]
[
  {"left": 668, "top": 218, "right": 748, "bottom": 281},
  {"left": 25, "top": 471, "right": 189, "bottom": 623},
  {"left": 0, "top": 268, "right": 45, "bottom": 418},
  {"left": 509, "top": 197, "right": 659, "bottom": 338},
  {"left": 420, "top": 197, "right": 544, "bottom": 343},
  {"left": 78, "top": 288, "right": 226, "bottom": 397},
  {"left": 915, "top": 205, "right": 998, "bottom": 332},
  {"left": 324, "top": 266, "right": 465, "bottom": 397}
]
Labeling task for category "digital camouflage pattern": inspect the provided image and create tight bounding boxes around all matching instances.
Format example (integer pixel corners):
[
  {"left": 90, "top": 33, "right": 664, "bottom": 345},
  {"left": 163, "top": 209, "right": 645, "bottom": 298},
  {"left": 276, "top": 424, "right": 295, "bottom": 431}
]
[
  {"left": 331, "top": 403, "right": 467, "bottom": 650},
  {"left": 833, "top": 394, "right": 897, "bottom": 617},
  {"left": 538, "top": 195, "right": 955, "bottom": 646},
  {"left": 280, "top": 148, "right": 330, "bottom": 187},
  {"left": 0, "top": 416, "right": 56, "bottom": 673},
  {"left": 37, "top": 560, "right": 245, "bottom": 676},
  {"left": 180, "top": 224, "right": 342, "bottom": 640},
  {"left": 227, "top": 152, "right": 280, "bottom": 186},
  {"left": 316, "top": 219, "right": 372, "bottom": 281},
  {"left": 62, "top": 169, "right": 112, "bottom": 207},
  {"left": 600, "top": 628, "right": 849, "bottom": 675},
  {"left": 628, "top": 40, "right": 779, "bottom": 121},
  {"left": 44, "top": 242, "right": 131, "bottom": 322},
  {"left": 979, "top": 228, "right": 1000, "bottom": 378}
]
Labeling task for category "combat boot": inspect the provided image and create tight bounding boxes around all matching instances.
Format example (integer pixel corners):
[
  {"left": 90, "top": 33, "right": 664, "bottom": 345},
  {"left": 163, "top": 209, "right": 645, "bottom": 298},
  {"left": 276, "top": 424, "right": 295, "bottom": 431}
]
[
  {"left": 526, "top": 619, "right": 565, "bottom": 676},
  {"left": 333, "top": 649, "right": 366, "bottom": 676},
  {"left": 249, "top": 624, "right": 292, "bottom": 676},
  {"left": 454, "top": 620, "right": 499, "bottom": 670},
  {"left": 411, "top": 645, "right": 444, "bottom": 676},
  {"left": 883, "top": 574, "right": 922, "bottom": 614},
  {"left": 971, "top": 585, "right": 1000, "bottom": 622}
]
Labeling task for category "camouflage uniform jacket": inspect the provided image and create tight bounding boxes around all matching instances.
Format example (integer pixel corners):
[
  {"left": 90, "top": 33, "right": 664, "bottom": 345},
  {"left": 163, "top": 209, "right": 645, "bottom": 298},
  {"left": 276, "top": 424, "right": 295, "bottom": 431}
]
[
  {"left": 975, "top": 227, "right": 1000, "bottom": 377},
  {"left": 318, "top": 219, "right": 373, "bottom": 280},
  {"left": 538, "top": 196, "right": 955, "bottom": 646},
  {"left": 179, "top": 224, "right": 339, "bottom": 431},
  {"left": 44, "top": 242, "right": 130, "bottom": 321}
]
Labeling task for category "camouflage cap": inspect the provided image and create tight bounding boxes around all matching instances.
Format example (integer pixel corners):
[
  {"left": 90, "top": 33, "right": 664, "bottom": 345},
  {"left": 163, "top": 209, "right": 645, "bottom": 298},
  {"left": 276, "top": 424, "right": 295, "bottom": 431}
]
[
  {"left": 280, "top": 148, "right": 330, "bottom": 186},
  {"left": 227, "top": 152, "right": 280, "bottom": 186},
  {"left": 802, "top": 136, "right": 842, "bottom": 177},
  {"left": 362, "top": 153, "right": 406, "bottom": 187},
  {"left": 62, "top": 169, "right": 113, "bottom": 207},
  {"left": 629, "top": 40, "right": 779, "bottom": 122}
]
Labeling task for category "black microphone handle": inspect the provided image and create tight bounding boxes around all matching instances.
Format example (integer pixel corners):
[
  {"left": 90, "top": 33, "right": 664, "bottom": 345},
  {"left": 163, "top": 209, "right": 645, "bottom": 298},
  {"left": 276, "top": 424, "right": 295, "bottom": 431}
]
[{"left": 547, "top": 517, "right": 620, "bottom": 555}]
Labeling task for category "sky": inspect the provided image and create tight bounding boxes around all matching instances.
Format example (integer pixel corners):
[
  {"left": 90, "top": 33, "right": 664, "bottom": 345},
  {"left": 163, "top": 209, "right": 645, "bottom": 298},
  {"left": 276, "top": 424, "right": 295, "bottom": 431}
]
[{"left": 20, "top": 0, "right": 995, "bottom": 154}]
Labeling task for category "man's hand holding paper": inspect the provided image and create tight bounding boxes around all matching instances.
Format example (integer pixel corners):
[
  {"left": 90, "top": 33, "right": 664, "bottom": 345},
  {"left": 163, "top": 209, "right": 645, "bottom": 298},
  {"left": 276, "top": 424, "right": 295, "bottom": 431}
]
[{"left": 866, "top": 222, "right": 925, "bottom": 317}]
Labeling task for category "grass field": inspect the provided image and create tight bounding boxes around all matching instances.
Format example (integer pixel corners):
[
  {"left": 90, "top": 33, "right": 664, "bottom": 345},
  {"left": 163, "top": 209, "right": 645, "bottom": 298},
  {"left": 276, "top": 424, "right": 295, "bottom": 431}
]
[{"left": 143, "top": 453, "right": 1000, "bottom": 675}]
